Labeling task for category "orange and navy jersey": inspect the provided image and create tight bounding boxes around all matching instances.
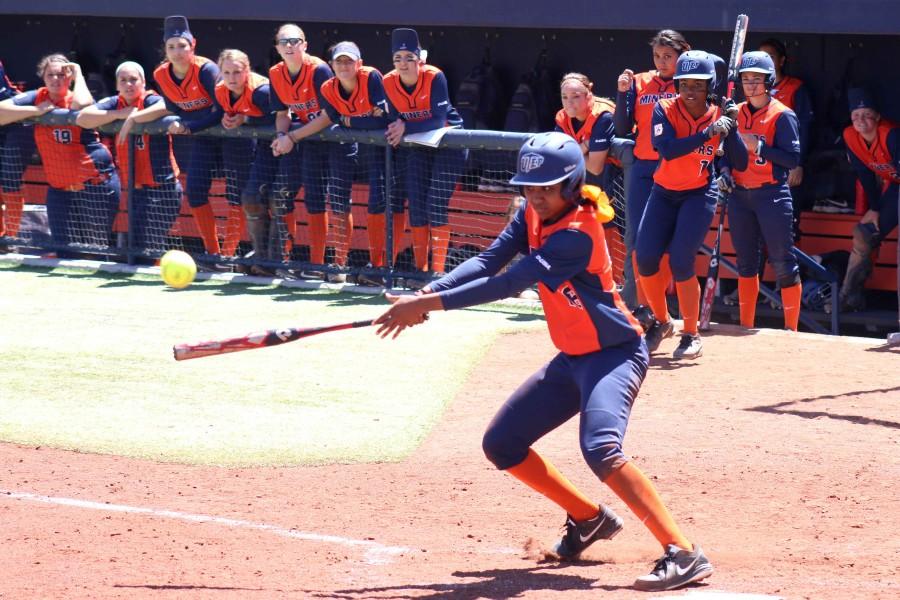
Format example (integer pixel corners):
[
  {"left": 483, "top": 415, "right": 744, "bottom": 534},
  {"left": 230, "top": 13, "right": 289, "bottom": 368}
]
[
  {"left": 433, "top": 194, "right": 642, "bottom": 354},
  {"left": 732, "top": 98, "right": 796, "bottom": 188},
  {"left": 555, "top": 97, "right": 615, "bottom": 149},
  {"left": 652, "top": 97, "right": 720, "bottom": 191},
  {"left": 16, "top": 88, "right": 112, "bottom": 189},
  {"left": 268, "top": 55, "right": 331, "bottom": 124},
  {"left": 843, "top": 120, "right": 900, "bottom": 186},
  {"left": 320, "top": 67, "right": 377, "bottom": 117},
  {"left": 215, "top": 72, "right": 268, "bottom": 118},
  {"left": 770, "top": 76, "right": 802, "bottom": 109},
  {"left": 383, "top": 64, "right": 463, "bottom": 132},
  {"left": 624, "top": 71, "right": 677, "bottom": 160},
  {"left": 524, "top": 200, "right": 643, "bottom": 354},
  {"left": 96, "top": 91, "right": 179, "bottom": 188},
  {"left": 153, "top": 56, "right": 216, "bottom": 113}
]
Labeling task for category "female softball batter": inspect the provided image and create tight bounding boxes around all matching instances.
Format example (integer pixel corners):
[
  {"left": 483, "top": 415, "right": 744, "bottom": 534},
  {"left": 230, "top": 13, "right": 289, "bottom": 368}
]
[
  {"left": 76, "top": 61, "right": 181, "bottom": 258},
  {"left": 318, "top": 41, "right": 394, "bottom": 286},
  {"left": 719, "top": 51, "right": 802, "bottom": 330},
  {"left": 838, "top": 88, "right": 900, "bottom": 311},
  {"left": 0, "top": 54, "right": 119, "bottom": 254},
  {"left": 375, "top": 131, "right": 713, "bottom": 592},
  {"left": 215, "top": 49, "right": 277, "bottom": 261},
  {"left": 122, "top": 16, "right": 223, "bottom": 257},
  {"left": 383, "top": 27, "right": 467, "bottom": 285},
  {"left": 615, "top": 30, "right": 691, "bottom": 310},
  {"left": 634, "top": 50, "right": 747, "bottom": 359}
]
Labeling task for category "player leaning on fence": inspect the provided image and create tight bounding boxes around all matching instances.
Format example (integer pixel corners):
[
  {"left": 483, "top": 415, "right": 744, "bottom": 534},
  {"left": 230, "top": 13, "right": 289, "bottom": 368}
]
[
  {"left": 375, "top": 131, "right": 714, "bottom": 592},
  {"left": 76, "top": 61, "right": 182, "bottom": 258},
  {"left": 0, "top": 53, "right": 120, "bottom": 255}
]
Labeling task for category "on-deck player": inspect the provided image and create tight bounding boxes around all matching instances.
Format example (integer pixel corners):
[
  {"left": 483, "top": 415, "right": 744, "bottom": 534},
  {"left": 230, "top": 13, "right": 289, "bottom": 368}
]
[
  {"left": 634, "top": 50, "right": 747, "bottom": 359},
  {"left": 837, "top": 88, "right": 900, "bottom": 311},
  {"left": 718, "top": 51, "right": 802, "bottom": 330},
  {"left": 0, "top": 54, "right": 120, "bottom": 255},
  {"left": 374, "top": 131, "right": 713, "bottom": 592},
  {"left": 383, "top": 27, "right": 467, "bottom": 287},
  {"left": 76, "top": 61, "right": 182, "bottom": 259},
  {"left": 318, "top": 40, "right": 395, "bottom": 287},
  {"left": 268, "top": 23, "right": 354, "bottom": 282},
  {"left": 614, "top": 29, "right": 691, "bottom": 313},
  {"left": 214, "top": 49, "right": 278, "bottom": 262}
]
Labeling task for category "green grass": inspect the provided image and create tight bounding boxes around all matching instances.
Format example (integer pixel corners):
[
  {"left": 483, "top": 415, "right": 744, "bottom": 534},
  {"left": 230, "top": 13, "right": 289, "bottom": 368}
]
[{"left": 0, "top": 264, "right": 544, "bottom": 467}]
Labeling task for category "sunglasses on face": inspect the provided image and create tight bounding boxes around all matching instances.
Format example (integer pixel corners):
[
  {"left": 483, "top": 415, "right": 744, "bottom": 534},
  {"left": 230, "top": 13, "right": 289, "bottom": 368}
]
[{"left": 276, "top": 38, "right": 304, "bottom": 47}]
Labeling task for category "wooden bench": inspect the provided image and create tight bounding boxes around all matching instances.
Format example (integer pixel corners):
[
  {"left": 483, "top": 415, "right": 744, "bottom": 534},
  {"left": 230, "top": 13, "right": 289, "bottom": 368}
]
[
  {"left": 694, "top": 208, "right": 898, "bottom": 291},
  {"left": 19, "top": 164, "right": 898, "bottom": 291}
]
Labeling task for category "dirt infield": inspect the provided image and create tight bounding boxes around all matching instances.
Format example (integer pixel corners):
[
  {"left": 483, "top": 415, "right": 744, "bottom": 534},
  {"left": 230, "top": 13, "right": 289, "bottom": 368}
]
[{"left": 2, "top": 326, "right": 899, "bottom": 599}]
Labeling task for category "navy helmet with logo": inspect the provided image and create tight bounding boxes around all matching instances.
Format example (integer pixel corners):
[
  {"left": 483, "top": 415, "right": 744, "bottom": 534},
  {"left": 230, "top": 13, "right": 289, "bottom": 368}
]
[
  {"left": 738, "top": 51, "right": 776, "bottom": 88},
  {"left": 674, "top": 50, "right": 717, "bottom": 91},
  {"left": 509, "top": 131, "right": 585, "bottom": 203}
]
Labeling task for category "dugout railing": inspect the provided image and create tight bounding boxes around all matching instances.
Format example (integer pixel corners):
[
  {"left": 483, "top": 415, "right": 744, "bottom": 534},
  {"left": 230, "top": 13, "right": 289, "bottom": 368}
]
[{"left": 1, "top": 110, "right": 839, "bottom": 334}]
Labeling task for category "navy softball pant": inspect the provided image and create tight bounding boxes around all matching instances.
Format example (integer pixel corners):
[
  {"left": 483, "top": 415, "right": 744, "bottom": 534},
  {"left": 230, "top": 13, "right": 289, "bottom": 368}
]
[
  {"left": 176, "top": 136, "right": 222, "bottom": 209},
  {"left": 130, "top": 181, "right": 182, "bottom": 253},
  {"left": 221, "top": 138, "right": 255, "bottom": 207},
  {"left": 275, "top": 142, "right": 356, "bottom": 215},
  {"left": 482, "top": 337, "right": 648, "bottom": 481},
  {"left": 624, "top": 158, "right": 659, "bottom": 252},
  {"left": 45, "top": 173, "right": 121, "bottom": 248},
  {"left": 0, "top": 124, "right": 34, "bottom": 192},
  {"left": 400, "top": 146, "right": 468, "bottom": 228},
  {"left": 729, "top": 184, "right": 799, "bottom": 285},
  {"left": 635, "top": 183, "right": 717, "bottom": 282}
]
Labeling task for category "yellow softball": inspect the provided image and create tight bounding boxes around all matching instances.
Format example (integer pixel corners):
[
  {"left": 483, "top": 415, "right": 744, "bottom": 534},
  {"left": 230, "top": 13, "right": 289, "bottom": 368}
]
[{"left": 160, "top": 250, "right": 197, "bottom": 289}]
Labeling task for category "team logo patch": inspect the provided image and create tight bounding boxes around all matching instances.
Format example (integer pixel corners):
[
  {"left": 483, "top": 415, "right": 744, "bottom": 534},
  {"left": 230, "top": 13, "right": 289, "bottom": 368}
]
[
  {"left": 520, "top": 152, "right": 545, "bottom": 173},
  {"left": 654, "top": 123, "right": 663, "bottom": 136},
  {"left": 743, "top": 55, "right": 759, "bottom": 66},
  {"left": 561, "top": 284, "right": 584, "bottom": 309},
  {"left": 680, "top": 60, "right": 700, "bottom": 72}
]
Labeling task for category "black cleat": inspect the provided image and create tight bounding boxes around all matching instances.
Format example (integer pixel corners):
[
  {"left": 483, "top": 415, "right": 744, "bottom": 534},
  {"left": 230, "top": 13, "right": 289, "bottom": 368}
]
[
  {"left": 644, "top": 319, "right": 675, "bottom": 353},
  {"left": 552, "top": 506, "right": 624, "bottom": 560}
]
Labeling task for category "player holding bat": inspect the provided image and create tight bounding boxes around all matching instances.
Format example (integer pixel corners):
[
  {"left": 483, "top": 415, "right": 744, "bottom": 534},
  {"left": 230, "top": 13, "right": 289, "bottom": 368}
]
[
  {"left": 718, "top": 51, "right": 802, "bottom": 330},
  {"left": 375, "top": 131, "right": 713, "bottom": 592}
]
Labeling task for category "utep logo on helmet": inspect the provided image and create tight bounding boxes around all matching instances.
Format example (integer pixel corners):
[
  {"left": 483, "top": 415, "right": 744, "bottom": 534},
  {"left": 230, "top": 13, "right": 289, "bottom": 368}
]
[
  {"left": 520, "top": 152, "right": 544, "bottom": 173},
  {"left": 681, "top": 60, "right": 700, "bottom": 72},
  {"left": 744, "top": 55, "right": 759, "bottom": 66}
]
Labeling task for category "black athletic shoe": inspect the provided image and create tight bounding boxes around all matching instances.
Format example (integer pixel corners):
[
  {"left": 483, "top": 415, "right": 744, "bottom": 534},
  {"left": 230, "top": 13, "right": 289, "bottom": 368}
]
[
  {"left": 552, "top": 506, "right": 624, "bottom": 560},
  {"left": 633, "top": 544, "right": 713, "bottom": 591},
  {"left": 644, "top": 319, "right": 675, "bottom": 353}
]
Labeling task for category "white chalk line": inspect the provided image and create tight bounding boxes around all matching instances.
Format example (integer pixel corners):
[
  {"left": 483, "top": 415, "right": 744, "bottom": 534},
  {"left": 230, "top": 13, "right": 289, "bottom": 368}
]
[{"left": 1, "top": 489, "right": 410, "bottom": 565}]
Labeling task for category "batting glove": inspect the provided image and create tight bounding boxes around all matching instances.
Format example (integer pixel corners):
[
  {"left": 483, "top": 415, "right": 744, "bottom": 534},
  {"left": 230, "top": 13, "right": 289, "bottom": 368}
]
[
  {"left": 706, "top": 116, "right": 736, "bottom": 138},
  {"left": 716, "top": 168, "right": 735, "bottom": 194}
]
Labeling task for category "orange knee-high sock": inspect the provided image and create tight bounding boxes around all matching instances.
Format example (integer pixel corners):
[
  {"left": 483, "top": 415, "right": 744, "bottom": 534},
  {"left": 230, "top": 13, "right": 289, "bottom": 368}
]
[
  {"left": 222, "top": 204, "right": 244, "bottom": 257},
  {"left": 641, "top": 269, "right": 671, "bottom": 325},
  {"left": 506, "top": 448, "right": 599, "bottom": 521},
  {"left": 191, "top": 203, "right": 221, "bottom": 255},
  {"left": 660, "top": 254, "right": 674, "bottom": 296},
  {"left": 411, "top": 225, "right": 430, "bottom": 271},
  {"left": 675, "top": 277, "right": 701, "bottom": 335},
  {"left": 308, "top": 212, "right": 328, "bottom": 265},
  {"left": 738, "top": 275, "right": 760, "bottom": 328},
  {"left": 331, "top": 212, "right": 352, "bottom": 267},
  {"left": 631, "top": 253, "right": 648, "bottom": 306},
  {"left": 367, "top": 213, "right": 386, "bottom": 267},
  {"left": 1, "top": 192, "right": 25, "bottom": 237},
  {"left": 429, "top": 225, "right": 451, "bottom": 273},
  {"left": 391, "top": 214, "right": 406, "bottom": 263},
  {"left": 604, "top": 461, "right": 691, "bottom": 550},
  {"left": 781, "top": 282, "right": 802, "bottom": 331}
]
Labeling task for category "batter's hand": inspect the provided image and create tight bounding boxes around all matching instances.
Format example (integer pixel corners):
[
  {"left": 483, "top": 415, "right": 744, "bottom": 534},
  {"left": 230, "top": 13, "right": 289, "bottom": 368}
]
[
  {"left": 386, "top": 119, "right": 405, "bottom": 147},
  {"left": 787, "top": 166, "right": 803, "bottom": 187},
  {"left": 375, "top": 292, "right": 436, "bottom": 339},
  {"left": 168, "top": 120, "right": 190, "bottom": 135},
  {"left": 617, "top": 69, "right": 634, "bottom": 93}
]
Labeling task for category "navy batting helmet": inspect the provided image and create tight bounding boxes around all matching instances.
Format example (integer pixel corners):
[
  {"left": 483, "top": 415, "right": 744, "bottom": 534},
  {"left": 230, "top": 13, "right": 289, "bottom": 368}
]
[
  {"left": 738, "top": 51, "right": 776, "bottom": 88},
  {"left": 509, "top": 131, "right": 585, "bottom": 203},
  {"left": 674, "top": 50, "right": 717, "bottom": 91}
]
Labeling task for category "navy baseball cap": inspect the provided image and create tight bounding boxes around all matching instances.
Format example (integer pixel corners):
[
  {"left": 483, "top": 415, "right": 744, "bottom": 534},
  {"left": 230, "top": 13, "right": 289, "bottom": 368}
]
[
  {"left": 848, "top": 88, "right": 877, "bottom": 112},
  {"left": 163, "top": 15, "right": 194, "bottom": 44},
  {"left": 391, "top": 28, "right": 420, "bottom": 56},
  {"left": 332, "top": 41, "right": 361, "bottom": 61}
]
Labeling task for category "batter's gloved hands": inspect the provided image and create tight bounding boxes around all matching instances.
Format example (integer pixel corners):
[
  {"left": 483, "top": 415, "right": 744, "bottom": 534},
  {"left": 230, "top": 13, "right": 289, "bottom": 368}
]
[
  {"left": 721, "top": 97, "right": 739, "bottom": 118},
  {"left": 706, "top": 116, "right": 735, "bottom": 138},
  {"left": 715, "top": 168, "right": 735, "bottom": 194}
]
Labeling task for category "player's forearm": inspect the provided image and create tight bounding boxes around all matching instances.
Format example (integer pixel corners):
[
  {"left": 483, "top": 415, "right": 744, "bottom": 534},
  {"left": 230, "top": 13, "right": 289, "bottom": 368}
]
[
  {"left": 75, "top": 108, "right": 124, "bottom": 129},
  {"left": 133, "top": 102, "right": 170, "bottom": 124},
  {"left": 288, "top": 113, "right": 332, "bottom": 143},
  {"left": 0, "top": 102, "right": 42, "bottom": 125}
]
